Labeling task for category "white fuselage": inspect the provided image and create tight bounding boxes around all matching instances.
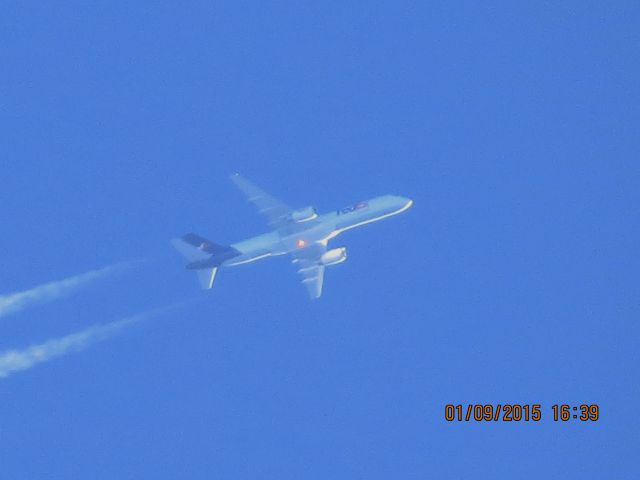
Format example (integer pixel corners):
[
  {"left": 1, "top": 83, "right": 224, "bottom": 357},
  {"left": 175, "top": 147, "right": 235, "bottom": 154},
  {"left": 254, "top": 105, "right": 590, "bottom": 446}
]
[{"left": 224, "top": 195, "right": 413, "bottom": 267}]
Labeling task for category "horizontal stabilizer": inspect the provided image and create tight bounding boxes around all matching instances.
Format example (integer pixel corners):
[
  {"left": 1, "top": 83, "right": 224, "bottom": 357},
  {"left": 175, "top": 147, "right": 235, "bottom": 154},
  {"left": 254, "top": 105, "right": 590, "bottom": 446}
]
[
  {"left": 181, "top": 233, "right": 234, "bottom": 255},
  {"left": 172, "top": 234, "right": 240, "bottom": 266},
  {"left": 171, "top": 237, "right": 209, "bottom": 263}
]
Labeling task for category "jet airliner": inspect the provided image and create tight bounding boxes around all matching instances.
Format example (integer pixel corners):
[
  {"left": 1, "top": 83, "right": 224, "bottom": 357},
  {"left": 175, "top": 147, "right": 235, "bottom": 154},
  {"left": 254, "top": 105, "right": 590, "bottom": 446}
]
[{"left": 172, "top": 174, "right": 413, "bottom": 299}]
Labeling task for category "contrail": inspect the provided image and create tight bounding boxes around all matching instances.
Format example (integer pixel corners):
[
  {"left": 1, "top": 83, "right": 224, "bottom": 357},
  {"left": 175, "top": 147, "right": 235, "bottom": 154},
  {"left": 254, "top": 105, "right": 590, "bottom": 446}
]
[
  {"left": 0, "top": 263, "right": 130, "bottom": 318},
  {"left": 0, "top": 307, "right": 169, "bottom": 379}
]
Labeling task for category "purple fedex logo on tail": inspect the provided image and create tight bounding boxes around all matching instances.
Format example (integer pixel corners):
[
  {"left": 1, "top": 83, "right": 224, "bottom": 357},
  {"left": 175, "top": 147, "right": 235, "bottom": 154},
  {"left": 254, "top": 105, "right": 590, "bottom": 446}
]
[{"left": 172, "top": 174, "right": 412, "bottom": 299}]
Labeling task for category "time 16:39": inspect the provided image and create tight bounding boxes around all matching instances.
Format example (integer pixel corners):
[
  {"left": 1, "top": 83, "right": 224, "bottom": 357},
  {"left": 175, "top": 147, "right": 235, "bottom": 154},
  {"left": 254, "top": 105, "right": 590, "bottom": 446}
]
[{"left": 552, "top": 404, "right": 599, "bottom": 421}]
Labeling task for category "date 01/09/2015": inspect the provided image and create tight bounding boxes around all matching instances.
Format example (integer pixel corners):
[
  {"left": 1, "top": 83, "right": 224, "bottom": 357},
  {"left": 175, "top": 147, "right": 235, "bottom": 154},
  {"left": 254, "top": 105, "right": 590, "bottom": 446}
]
[{"left": 444, "top": 404, "right": 599, "bottom": 422}]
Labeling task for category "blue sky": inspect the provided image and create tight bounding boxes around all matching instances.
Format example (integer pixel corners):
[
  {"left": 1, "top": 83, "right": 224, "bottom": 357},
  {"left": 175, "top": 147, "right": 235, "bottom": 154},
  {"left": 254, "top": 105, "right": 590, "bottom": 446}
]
[{"left": 1, "top": 1, "right": 638, "bottom": 478}]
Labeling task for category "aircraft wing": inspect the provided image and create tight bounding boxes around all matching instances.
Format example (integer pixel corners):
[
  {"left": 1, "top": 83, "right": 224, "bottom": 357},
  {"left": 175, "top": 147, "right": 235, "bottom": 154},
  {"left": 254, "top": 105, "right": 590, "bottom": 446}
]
[
  {"left": 292, "top": 242, "right": 326, "bottom": 300},
  {"left": 230, "top": 173, "right": 293, "bottom": 229}
]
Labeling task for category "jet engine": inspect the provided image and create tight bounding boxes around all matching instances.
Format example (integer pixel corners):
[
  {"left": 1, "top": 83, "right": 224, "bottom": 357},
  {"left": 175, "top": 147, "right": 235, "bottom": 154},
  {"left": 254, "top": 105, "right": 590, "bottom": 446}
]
[
  {"left": 320, "top": 247, "right": 347, "bottom": 266},
  {"left": 290, "top": 206, "right": 318, "bottom": 223}
]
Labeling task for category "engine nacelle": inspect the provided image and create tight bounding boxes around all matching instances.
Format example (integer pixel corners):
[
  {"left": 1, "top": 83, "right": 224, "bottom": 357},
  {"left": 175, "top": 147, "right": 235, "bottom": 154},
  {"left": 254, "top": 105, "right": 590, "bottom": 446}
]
[
  {"left": 320, "top": 247, "right": 347, "bottom": 266},
  {"left": 290, "top": 206, "right": 318, "bottom": 223}
]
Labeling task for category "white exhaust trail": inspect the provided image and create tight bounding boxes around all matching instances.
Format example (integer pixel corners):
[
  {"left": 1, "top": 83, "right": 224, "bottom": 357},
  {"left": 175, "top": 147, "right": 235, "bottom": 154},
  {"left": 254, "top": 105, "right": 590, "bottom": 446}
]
[
  {"left": 0, "top": 263, "right": 130, "bottom": 318},
  {"left": 0, "top": 307, "right": 168, "bottom": 379}
]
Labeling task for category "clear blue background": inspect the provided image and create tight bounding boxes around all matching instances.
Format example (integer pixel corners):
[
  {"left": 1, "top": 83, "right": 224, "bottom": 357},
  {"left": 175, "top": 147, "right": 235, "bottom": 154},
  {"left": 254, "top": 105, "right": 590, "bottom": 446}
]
[{"left": 1, "top": 1, "right": 638, "bottom": 478}]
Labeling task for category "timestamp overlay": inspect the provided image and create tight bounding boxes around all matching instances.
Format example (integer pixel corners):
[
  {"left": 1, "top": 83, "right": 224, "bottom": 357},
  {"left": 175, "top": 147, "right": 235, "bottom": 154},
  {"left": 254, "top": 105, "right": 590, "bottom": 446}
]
[{"left": 444, "top": 404, "right": 600, "bottom": 422}]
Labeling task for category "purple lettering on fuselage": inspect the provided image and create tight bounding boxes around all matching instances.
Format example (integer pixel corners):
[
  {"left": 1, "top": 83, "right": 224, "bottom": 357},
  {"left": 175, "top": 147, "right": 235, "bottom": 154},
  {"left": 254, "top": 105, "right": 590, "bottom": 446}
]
[{"left": 337, "top": 201, "right": 369, "bottom": 215}]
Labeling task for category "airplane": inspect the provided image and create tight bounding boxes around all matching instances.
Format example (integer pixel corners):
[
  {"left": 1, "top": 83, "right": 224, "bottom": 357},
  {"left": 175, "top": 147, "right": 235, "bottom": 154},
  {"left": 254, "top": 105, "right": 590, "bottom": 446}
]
[{"left": 172, "top": 174, "right": 413, "bottom": 299}]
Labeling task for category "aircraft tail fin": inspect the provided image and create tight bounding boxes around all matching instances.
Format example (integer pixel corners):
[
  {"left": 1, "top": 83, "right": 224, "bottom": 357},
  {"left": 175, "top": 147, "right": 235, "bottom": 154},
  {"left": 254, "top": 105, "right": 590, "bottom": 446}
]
[{"left": 171, "top": 233, "right": 238, "bottom": 290}]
